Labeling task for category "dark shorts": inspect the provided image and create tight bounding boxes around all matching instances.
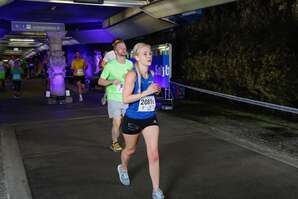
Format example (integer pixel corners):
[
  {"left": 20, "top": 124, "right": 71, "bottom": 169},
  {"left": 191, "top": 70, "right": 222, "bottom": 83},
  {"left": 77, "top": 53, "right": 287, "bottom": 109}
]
[
  {"left": 12, "top": 80, "right": 21, "bottom": 91},
  {"left": 122, "top": 115, "right": 159, "bottom": 135},
  {"left": 74, "top": 76, "right": 85, "bottom": 84}
]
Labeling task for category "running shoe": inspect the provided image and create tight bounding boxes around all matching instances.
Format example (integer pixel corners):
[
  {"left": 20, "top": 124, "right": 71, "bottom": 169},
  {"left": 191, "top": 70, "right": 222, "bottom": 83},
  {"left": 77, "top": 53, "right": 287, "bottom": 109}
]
[
  {"left": 152, "top": 188, "right": 165, "bottom": 199},
  {"left": 110, "top": 142, "right": 122, "bottom": 152},
  {"left": 79, "top": 95, "right": 83, "bottom": 102},
  {"left": 117, "top": 164, "right": 130, "bottom": 186}
]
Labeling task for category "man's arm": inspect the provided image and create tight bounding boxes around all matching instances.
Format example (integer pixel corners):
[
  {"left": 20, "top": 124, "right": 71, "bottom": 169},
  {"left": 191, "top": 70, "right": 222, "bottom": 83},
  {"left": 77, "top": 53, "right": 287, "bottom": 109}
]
[
  {"left": 100, "top": 59, "right": 108, "bottom": 69},
  {"left": 98, "top": 78, "right": 118, "bottom": 86},
  {"left": 98, "top": 65, "right": 120, "bottom": 86}
]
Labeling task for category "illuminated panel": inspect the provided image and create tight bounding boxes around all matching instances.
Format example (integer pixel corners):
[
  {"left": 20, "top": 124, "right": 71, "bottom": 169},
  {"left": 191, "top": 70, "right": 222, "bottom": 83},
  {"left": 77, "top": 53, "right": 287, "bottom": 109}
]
[
  {"left": 11, "top": 21, "right": 65, "bottom": 32},
  {"left": 128, "top": 43, "right": 172, "bottom": 89},
  {"left": 150, "top": 43, "right": 172, "bottom": 89}
]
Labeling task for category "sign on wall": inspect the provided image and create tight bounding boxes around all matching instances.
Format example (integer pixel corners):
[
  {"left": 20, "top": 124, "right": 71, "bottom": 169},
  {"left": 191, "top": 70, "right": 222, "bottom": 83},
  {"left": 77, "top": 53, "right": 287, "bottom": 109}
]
[
  {"left": 150, "top": 43, "right": 172, "bottom": 89},
  {"left": 11, "top": 21, "right": 65, "bottom": 32},
  {"left": 128, "top": 43, "right": 172, "bottom": 89}
]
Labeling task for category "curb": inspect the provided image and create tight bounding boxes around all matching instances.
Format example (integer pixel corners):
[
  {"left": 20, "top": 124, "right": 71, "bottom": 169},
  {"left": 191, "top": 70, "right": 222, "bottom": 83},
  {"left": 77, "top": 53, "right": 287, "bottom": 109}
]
[{"left": 1, "top": 127, "right": 32, "bottom": 199}]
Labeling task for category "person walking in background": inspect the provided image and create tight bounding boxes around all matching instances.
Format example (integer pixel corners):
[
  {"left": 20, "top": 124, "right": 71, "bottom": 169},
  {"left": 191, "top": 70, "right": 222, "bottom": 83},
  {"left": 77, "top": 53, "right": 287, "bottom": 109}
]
[
  {"left": 34, "top": 57, "right": 43, "bottom": 77},
  {"left": 0, "top": 61, "right": 6, "bottom": 90},
  {"left": 71, "top": 51, "right": 88, "bottom": 102},
  {"left": 98, "top": 39, "right": 133, "bottom": 152},
  {"left": 7, "top": 56, "right": 15, "bottom": 80},
  {"left": 10, "top": 60, "right": 24, "bottom": 98},
  {"left": 117, "top": 43, "right": 164, "bottom": 199},
  {"left": 42, "top": 54, "right": 50, "bottom": 90},
  {"left": 20, "top": 59, "right": 28, "bottom": 80}
]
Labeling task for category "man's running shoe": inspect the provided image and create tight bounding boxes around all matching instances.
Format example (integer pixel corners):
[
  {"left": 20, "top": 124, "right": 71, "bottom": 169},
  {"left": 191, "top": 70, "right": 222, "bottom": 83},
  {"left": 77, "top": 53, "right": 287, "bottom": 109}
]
[
  {"left": 110, "top": 142, "right": 122, "bottom": 152},
  {"left": 117, "top": 164, "right": 130, "bottom": 186},
  {"left": 152, "top": 188, "right": 165, "bottom": 199}
]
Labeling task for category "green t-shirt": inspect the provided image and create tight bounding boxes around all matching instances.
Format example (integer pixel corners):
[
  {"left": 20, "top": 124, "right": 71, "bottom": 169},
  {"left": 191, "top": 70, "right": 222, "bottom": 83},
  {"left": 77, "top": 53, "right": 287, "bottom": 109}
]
[
  {"left": 11, "top": 67, "right": 23, "bottom": 81},
  {"left": 100, "top": 59, "right": 133, "bottom": 102},
  {"left": 0, "top": 66, "right": 5, "bottom": 79}
]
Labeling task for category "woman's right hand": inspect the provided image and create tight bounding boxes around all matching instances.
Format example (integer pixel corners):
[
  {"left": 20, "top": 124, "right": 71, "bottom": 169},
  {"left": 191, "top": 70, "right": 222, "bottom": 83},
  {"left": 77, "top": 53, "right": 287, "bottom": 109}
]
[{"left": 144, "top": 83, "right": 160, "bottom": 96}]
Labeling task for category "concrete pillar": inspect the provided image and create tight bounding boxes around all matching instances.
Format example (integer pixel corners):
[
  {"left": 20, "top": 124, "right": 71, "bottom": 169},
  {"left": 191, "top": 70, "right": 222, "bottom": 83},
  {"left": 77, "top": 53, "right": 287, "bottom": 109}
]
[{"left": 47, "top": 32, "right": 66, "bottom": 97}]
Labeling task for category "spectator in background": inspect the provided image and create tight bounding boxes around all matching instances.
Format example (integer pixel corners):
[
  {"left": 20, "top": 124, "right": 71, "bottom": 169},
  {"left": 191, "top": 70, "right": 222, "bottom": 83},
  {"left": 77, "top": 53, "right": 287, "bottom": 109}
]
[
  {"left": 34, "top": 57, "right": 43, "bottom": 77},
  {"left": 20, "top": 59, "right": 28, "bottom": 79},
  {"left": 0, "top": 61, "right": 5, "bottom": 90},
  {"left": 10, "top": 60, "right": 24, "bottom": 98},
  {"left": 7, "top": 56, "right": 15, "bottom": 79},
  {"left": 42, "top": 54, "right": 50, "bottom": 90}
]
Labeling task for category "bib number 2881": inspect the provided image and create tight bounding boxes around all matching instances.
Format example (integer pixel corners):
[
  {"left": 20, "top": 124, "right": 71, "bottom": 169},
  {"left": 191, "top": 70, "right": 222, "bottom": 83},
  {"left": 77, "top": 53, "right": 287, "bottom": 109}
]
[{"left": 138, "top": 96, "right": 156, "bottom": 112}]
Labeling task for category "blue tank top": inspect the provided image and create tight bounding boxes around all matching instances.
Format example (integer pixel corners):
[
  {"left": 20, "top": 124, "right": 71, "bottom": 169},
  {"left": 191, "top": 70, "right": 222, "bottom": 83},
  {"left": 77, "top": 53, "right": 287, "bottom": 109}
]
[{"left": 125, "top": 70, "right": 156, "bottom": 119}]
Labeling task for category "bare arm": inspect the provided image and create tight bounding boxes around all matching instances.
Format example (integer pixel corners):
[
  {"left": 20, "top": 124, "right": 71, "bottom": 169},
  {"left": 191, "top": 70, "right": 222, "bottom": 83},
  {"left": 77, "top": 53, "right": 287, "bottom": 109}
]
[
  {"left": 123, "top": 71, "right": 160, "bottom": 104},
  {"left": 98, "top": 78, "right": 119, "bottom": 87},
  {"left": 101, "top": 60, "right": 107, "bottom": 68}
]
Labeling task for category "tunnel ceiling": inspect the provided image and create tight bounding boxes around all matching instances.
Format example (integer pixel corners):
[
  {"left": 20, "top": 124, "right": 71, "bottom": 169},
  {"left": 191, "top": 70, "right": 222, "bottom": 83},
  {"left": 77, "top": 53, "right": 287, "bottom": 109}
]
[
  {"left": 0, "top": 1, "right": 126, "bottom": 26},
  {"left": 0, "top": 0, "right": 144, "bottom": 58},
  {"left": 0, "top": 0, "right": 237, "bottom": 59}
]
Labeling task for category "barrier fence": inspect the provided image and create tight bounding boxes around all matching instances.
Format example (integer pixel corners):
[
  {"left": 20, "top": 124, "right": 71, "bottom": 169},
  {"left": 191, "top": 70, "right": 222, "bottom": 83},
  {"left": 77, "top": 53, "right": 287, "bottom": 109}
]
[{"left": 171, "top": 81, "right": 298, "bottom": 115}]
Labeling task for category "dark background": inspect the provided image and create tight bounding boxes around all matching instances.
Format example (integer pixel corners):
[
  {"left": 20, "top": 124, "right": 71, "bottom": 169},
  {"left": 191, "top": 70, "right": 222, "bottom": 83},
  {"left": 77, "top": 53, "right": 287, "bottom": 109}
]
[{"left": 128, "top": 0, "right": 298, "bottom": 107}]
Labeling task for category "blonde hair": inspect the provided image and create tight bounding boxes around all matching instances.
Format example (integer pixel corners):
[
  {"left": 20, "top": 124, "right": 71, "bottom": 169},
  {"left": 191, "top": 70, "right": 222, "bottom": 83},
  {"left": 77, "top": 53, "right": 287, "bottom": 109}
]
[
  {"left": 112, "top": 38, "right": 124, "bottom": 49},
  {"left": 132, "top": 43, "right": 152, "bottom": 94},
  {"left": 132, "top": 42, "right": 151, "bottom": 58}
]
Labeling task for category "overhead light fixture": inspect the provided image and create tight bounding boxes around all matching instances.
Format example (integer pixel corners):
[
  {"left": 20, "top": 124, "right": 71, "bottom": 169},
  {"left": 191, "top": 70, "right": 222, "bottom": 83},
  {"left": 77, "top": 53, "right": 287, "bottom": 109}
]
[
  {"left": 24, "top": 0, "right": 147, "bottom": 7},
  {"left": 8, "top": 42, "right": 38, "bottom": 47},
  {"left": 73, "top": 0, "right": 104, "bottom": 4},
  {"left": 9, "top": 38, "right": 35, "bottom": 42}
]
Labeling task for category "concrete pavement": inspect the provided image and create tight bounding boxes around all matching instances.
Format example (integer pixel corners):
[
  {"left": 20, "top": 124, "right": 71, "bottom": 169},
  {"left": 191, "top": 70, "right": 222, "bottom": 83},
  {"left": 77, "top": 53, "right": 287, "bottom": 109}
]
[{"left": 1, "top": 79, "right": 298, "bottom": 199}]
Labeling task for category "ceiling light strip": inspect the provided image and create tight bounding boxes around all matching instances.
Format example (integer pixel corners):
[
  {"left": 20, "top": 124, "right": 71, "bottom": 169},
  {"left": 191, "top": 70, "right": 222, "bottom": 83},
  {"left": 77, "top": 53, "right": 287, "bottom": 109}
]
[{"left": 23, "top": 0, "right": 148, "bottom": 7}]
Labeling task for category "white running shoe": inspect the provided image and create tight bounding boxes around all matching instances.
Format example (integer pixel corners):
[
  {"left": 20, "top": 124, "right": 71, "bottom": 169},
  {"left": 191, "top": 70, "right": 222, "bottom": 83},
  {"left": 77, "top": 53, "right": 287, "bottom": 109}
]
[
  {"left": 117, "top": 164, "right": 130, "bottom": 186},
  {"left": 152, "top": 188, "right": 164, "bottom": 199},
  {"left": 79, "top": 95, "right": 83, "bottom": 102}
]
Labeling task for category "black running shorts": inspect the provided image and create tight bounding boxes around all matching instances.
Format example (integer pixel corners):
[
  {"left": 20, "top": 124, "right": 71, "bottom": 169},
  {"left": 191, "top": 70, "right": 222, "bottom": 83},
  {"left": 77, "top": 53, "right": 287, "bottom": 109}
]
[
  {"left": 12, "top": 80, "right": 21, "bottom": 91},
  {"left": 122, "top": 115, "right": 159, "bottom": 135},
  {"left": 74, "top": 76, "right": 85, "bottom": 84}
]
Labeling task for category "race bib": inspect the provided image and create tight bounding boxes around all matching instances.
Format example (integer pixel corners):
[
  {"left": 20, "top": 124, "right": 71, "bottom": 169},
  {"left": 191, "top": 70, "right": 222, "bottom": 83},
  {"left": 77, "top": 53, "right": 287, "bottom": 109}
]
[
  {"left": 13, "top": 74, "right": 21, "bottom": 80},
  {"left": 116, "top": 83, "right": 124, "bottom": 93},
  {"left": 138, "top": 96, "right": 156, "bottom": 112},
  {"left": 76, "top": 69, "right": 84, "bottom": 75}
]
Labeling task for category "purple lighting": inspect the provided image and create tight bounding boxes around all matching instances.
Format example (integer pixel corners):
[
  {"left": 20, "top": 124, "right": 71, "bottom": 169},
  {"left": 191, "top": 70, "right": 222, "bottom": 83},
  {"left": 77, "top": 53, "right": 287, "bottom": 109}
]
[
  {"left": 49, "top": 66, "right": 65, "bottom": 96},
  {"left": 47, "top": 32, "right": 66, "bottom": 97},
  {"left": 69, "top": 29, "right": 116, "bottom": 44},
  {"left": 66, "top": 46, "right": 102, "bottom": 81},
  {"left": 94, "top": 50, "right": 102, "bottom": 74}
]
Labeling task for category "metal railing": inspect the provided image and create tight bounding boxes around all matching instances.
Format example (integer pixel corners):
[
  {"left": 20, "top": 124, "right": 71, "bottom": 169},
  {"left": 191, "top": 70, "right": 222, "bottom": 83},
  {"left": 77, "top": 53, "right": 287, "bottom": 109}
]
[{"left": 171, "top": 81, "right": 298, "bottom": 115}]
